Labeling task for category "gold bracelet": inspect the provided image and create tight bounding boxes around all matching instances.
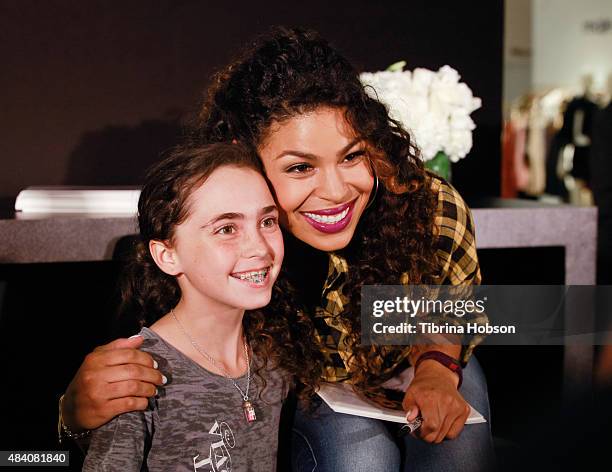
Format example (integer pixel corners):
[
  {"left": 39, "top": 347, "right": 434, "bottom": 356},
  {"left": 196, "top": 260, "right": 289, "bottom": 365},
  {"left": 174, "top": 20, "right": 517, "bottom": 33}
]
[{"left": 57, "top": 394, "right": 91, "bottom": 444}]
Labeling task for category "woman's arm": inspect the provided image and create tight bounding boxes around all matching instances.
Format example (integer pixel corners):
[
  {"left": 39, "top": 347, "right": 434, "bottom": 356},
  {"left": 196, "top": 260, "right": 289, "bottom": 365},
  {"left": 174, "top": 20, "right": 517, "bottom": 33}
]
[
  {"left": 428, "top": 177, "right": 487, "bottom": 362},
  {"left": 402, "top": 344, "right": 470, "bottom": 443},
  {"left": 61, "top": 336, "right": 165, "bottom": 434},
  {"left": 401, "top": 178, "right": 483, "bottom": 443}
]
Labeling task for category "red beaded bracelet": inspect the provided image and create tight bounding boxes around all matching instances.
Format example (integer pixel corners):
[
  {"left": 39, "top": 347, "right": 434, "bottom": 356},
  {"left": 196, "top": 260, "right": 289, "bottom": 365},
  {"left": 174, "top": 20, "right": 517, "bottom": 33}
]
[{"left": 414, "top": 351, "right": 463, "bottom": 389}]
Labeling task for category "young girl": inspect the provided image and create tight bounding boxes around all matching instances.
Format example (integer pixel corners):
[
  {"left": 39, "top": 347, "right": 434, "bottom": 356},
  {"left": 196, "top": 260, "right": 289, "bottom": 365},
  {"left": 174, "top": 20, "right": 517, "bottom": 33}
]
[{"left": 82, "top": 143, "right": 302, "bottom": 471}]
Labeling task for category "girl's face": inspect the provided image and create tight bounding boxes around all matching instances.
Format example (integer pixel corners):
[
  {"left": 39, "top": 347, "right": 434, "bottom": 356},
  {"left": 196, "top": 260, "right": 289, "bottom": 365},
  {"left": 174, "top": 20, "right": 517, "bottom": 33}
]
[
  {"left": 157, "top": 166, "right": 284, "bottom": 313},
  {"left": 257, "top": 107, "right": 375, "bottom": 252}
]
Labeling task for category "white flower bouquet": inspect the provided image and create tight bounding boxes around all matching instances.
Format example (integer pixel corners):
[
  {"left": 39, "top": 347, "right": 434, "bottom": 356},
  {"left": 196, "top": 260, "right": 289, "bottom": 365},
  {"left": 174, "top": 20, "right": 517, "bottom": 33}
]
[{"left": 360, "top": 62, "right": 482, "bottom": 164}]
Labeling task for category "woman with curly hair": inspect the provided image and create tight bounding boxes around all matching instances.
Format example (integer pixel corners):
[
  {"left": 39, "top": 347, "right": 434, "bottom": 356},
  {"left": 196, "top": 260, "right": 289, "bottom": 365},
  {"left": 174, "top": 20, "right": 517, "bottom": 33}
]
[{"left": 62, "top": 28, "right": 496, "bottom": 471}]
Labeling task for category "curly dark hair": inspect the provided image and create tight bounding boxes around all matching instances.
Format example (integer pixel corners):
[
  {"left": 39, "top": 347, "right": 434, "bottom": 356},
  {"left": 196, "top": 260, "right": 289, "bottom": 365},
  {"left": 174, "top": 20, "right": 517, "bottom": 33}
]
[
  {"left": 118, "top": 142, "right": 321, "bottom": 401},
  {"left": 195, "top": 27, "right": 441, "bottom": 407}
]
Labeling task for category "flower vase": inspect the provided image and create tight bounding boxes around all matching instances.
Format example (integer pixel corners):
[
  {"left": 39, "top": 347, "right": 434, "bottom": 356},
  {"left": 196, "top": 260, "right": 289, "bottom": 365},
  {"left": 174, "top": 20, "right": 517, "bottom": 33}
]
[{"left": 425, "top": 151, "right": 452, "bottom": 182}]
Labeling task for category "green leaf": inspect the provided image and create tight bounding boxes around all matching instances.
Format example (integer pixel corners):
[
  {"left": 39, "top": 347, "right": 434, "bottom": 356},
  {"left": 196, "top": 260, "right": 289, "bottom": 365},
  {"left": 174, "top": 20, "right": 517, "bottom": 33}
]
[{"left": 386, "top": 60, "right": 407, "bottom": 72}]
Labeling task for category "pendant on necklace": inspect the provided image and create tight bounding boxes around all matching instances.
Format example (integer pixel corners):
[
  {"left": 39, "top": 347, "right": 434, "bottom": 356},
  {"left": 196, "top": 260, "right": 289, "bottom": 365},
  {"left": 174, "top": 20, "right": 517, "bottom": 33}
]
[{"left": 243, "top": 400, "right": 257, "bottom": 423}]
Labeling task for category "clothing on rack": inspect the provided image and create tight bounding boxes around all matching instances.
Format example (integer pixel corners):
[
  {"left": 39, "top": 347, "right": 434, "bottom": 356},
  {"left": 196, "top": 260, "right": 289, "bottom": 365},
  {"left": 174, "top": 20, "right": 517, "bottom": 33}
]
[
  {"left": 502, "top": 86, "right": 605, "bottom": 203},
  {"left": 590, "top": 103, "right": 612, "bottom": 284},
  {"left": 557, "top": 96, "right": 598, "bottom": 185}
]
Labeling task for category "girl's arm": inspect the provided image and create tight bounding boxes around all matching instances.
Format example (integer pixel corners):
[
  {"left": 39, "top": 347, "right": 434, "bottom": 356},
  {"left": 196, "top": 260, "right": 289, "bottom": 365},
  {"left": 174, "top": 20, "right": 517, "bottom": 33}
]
[{"left": 82, "top": 407, "right": 153, "bottom": 472}]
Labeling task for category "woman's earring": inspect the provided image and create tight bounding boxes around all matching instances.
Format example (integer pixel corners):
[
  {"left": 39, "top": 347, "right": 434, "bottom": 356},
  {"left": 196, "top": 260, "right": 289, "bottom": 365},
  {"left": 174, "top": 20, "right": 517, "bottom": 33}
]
[{"left": 365, "top": 175, "right": 379, "bottom": 210}]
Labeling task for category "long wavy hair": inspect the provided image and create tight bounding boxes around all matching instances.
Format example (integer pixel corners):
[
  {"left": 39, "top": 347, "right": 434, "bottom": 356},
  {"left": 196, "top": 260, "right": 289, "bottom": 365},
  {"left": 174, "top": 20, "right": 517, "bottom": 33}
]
[
  {"left": 118, "top": 143, "right": 322, "bottom": 400},
  {"left": 195, "top": 27, "right": 441, "bottom": 407}
]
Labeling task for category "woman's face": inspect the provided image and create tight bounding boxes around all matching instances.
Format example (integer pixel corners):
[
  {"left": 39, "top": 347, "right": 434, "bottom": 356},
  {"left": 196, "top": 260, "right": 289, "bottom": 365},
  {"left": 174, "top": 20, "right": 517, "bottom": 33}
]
[{"left": 257, "top": 107, "right": 374, "bottom": 252}]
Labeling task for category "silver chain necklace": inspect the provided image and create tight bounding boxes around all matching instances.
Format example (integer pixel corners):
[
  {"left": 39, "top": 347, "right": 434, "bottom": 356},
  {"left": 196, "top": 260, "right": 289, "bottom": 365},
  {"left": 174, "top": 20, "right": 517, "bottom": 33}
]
[{"left": 171, "top": 309, "right": 257, "bottom": 423}]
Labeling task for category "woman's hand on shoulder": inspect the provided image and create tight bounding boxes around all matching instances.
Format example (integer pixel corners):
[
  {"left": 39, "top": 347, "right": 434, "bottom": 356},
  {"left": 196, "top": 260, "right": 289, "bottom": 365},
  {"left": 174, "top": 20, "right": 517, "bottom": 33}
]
[
  {"left": 62, "top": 336, "right": 166, "bottom": 431},
  {"left": 402, "top": 360, "right": 470, "bottom": 444}
]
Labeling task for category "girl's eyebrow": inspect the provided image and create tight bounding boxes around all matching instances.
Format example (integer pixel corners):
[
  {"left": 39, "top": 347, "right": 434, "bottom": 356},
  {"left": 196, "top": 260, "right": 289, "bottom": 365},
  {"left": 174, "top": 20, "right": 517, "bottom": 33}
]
[
  {"left": 203, "top": 205, "right": 278, "bottom": 227},
  {"left": 203, "top": 212, "right": 242, "bottom": 227},
  {"left": 274, "top": 138, "right": 363, "bottom": 160},
  {"left": 260, "top": 205, "right": 278, "bottom": 215}
]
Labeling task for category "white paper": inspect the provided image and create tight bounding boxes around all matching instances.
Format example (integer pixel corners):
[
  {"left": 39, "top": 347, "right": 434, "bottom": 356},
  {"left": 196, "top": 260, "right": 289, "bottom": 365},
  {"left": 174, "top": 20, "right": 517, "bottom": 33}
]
[{"left": 317, "top": 367, "right": 486, "bottom": 425}]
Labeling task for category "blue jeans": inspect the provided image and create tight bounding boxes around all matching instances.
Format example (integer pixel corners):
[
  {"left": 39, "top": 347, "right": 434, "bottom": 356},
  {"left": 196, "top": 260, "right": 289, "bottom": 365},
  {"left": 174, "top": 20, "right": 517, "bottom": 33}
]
[{"left": 291, "top": 357, "right": 496, "bottom": 472}]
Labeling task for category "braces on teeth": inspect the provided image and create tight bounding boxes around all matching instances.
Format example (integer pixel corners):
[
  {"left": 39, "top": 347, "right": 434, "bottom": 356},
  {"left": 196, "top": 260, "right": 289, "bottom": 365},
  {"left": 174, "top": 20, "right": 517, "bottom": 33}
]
[{"left": 236, "top": 269, "right": 268, "bottom": 283}]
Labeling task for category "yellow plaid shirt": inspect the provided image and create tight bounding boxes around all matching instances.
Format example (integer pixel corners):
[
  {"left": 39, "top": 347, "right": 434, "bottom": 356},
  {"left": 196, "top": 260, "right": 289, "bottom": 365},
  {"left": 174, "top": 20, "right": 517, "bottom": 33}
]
[{"left": 313, "top": 176, "right": 487, "bottom": 383}]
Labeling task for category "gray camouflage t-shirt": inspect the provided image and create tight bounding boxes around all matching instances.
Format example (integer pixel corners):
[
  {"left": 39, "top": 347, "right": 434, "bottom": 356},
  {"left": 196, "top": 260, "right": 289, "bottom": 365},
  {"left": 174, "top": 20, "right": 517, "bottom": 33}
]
[{"left": 83, "top": 327, "right": 289, "bottom": 472}]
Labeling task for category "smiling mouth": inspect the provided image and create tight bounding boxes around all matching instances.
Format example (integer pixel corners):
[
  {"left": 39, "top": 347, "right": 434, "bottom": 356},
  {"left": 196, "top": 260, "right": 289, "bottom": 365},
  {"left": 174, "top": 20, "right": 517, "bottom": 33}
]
[
  {"left": 303, "top": 207, "right": 350, "bottom": 224},
  {"left": 300, "top": 199, "right": 357, "bottom": 234},
  {"left": 230, "top": 267, "right": 270, "bottom": 285}
]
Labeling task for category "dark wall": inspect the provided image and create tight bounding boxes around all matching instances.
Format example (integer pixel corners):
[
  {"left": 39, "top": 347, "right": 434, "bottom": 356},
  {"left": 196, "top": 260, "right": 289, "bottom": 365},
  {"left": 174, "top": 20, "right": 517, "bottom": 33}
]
[{"left": 0, "top": 0, "right": 502, "bottom": 205}]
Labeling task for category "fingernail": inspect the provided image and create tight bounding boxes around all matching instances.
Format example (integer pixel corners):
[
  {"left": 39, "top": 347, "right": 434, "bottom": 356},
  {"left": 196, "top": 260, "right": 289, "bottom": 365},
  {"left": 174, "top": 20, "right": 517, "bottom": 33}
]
[
  {"left": 405, "top": 409, "right": 412, "bottom": 418},
  {"left": 128, "top": 334, "right": 142, "bottom": 339},
  {"left": 162, "top": 375, "right": 168, "bottom": 385},
  {"left": 153, "top": 360, "right": 159, "bottom": 369},
  {"left": 154, "top": 388, "right": 159, "bottom": 396}
]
